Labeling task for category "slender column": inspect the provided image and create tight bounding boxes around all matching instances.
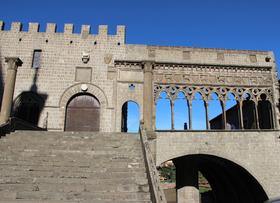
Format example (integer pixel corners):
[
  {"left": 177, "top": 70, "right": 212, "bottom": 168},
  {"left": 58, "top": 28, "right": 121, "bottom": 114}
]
[
  {"left": 238, "top": 102, "right": 244, "bottom": 129},
  {"left": 269, "top": 101, "right": 275, "bottom": 129},
  {"left": 204, "top": 101, "right": 210, "bottom": 130},
  {"left": 0, "top": 57, "right": 22, "bottom": 124},
  {"left": 175, "top": 157, "right": 200, "bottom": 203},
  {"left": 171, "top": 100, "right": 174, "bottom": 130},
  {"left": 188, "top": 100, "right": 192, "bottom": 130},
  {"left": 254, "top": 101, "right": 260, "bottom": 129},
  {"left": 143, "top": 61, "right": 154, "bottom": 132},
  {"left": 221, "top": 100, "right": 227, "bottom": 129}
]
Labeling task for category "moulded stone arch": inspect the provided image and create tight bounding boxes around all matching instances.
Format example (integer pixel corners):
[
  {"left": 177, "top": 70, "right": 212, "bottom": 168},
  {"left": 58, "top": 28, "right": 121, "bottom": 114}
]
[
  {"left": 157, "top": 150, "right": 266, "bottom": 192},
  {"left": 242, "top": 91, "right": 256, "bottom": 102},
  {"left": 256, "top": 91, "right": 273, "bottom": 102},
  {"left": 158, "top": 151, "right": 269, "bottom": 201},
  {"left": 59, "top": 83, "right": 108, "bottom": 108},
  {"left": 59, "top": 83, "right": 109, "bottom": 132},
  {"left": 120, "top": 99, "right": 141, "bottom": 132},
  {"left": 156, "top": 90, "right": 171, "bottom": 100},
  {"left": 120, "top": 97, "right": 142, "bottom": 118}
]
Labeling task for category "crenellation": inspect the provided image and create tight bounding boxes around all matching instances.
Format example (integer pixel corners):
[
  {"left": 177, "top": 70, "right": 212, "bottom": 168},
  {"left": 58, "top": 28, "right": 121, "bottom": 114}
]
[
  {"left": 64, "top": 23, "right": 74, "bottom": 34},
  {"left": 81, "top": 24, "right": 90, "bottom": 38},
  {"left": 46, "top": 23, "right": 57, "bottom": 33},
  {"left": 0, "top": 21, "right": 125, "bottom": 40},
  {"left": 0, "top": 21, "right": 3, "bottom": 30},
  {"left": 117, "top": 25, "right": 125, "bottom": 42},
  {"left": 11, "top": 22, "right": 22, "bottom": 32},
  {"left": 98, "top": 25, "right": 108, "bottom": 36},
  {"left": 28, "top": 22, "right": 39, "bottom": 33}
]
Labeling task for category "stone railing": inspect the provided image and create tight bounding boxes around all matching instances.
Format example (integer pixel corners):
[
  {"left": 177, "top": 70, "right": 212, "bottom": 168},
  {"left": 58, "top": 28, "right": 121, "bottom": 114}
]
[{"left": 139, "top": 123, "right": 167, "bottom": 203}]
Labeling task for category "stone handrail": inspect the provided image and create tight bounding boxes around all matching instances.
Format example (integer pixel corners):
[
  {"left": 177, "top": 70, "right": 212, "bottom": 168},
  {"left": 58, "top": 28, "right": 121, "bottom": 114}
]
[{"left": 139, "top": 123, "right": 167, "bottom": 203}]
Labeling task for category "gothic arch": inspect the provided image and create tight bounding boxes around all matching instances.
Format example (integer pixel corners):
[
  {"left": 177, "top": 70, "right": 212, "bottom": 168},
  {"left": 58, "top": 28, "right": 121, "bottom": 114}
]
[{"left": 59, "top": 83, "right": 108, "bottom": 108}]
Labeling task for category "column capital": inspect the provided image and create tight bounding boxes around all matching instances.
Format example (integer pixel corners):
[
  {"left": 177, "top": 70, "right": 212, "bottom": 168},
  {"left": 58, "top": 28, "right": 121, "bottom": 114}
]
[
  {"left": 142, "top": 60, "right": 155, "bottom": 72},
  {"left": 5, "top": 57, "right": 23, "bottom": 68}
]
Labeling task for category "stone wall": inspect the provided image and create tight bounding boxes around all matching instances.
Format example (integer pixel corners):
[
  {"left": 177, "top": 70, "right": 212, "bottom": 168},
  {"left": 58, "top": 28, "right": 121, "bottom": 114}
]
[
  {"left": 155, "top": 131, "right": 280, "bottom": 198},
  {"left": 0, "top": 21, "right": 279, "bottom": 131},
  {"left": 0, "top": 21, "right": 125, "bottom": 131}
]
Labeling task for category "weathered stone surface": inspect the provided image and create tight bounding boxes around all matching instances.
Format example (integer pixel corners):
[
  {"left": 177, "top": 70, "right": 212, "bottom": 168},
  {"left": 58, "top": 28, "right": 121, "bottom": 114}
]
[{"left": 0, "top": 131, "right": 151, "bottom": 202}]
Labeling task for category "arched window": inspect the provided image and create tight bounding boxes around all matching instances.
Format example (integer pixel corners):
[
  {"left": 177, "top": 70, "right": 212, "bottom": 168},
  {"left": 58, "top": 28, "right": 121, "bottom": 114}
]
[
  {"left": 242, "top": 93, "right": 257, "bottom": 129},
  {"left": 208, "top": 92, "right": 223, "bottom": 129},
  {"left": 121, "top": 101, "right": 140, "bottom": 133},
  {"left": 192, "top": 92, "right": 206, "bottom": 130},
  {"left": 174, "top": 92, "right": 189, "bottom": 130},
  {"left": 225, "top": 93, "right": 240, "bottom": 129},
  {"left": 258, "top": 94, "right": 273, "bottom": 129},
  {"left": 156, "top": 91, "right": 171, "bottom": 130}
]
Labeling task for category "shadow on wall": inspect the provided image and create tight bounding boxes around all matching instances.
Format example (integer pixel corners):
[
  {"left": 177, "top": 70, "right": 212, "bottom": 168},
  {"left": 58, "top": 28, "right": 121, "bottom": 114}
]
[
  {"left": 0, "top": 49, "right": 4, "bottom": 108},
  {"left": 12, "top": 68, "right": 48, "bottom": 128}
]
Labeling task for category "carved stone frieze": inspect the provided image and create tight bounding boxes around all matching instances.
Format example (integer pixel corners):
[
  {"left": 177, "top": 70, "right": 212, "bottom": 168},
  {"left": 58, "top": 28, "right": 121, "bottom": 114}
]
[
  {"left": 154, "top": 84, "right": 273, "bottom": 103},
  {"left": 153, "top": 73, "right": 272, "bottom": 86}
]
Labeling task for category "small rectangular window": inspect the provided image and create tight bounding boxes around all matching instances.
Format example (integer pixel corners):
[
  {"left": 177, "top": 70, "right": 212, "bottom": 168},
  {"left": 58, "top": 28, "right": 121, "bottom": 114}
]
[{"left": 32, "top": 50, "right": 42, "bottom": 68}]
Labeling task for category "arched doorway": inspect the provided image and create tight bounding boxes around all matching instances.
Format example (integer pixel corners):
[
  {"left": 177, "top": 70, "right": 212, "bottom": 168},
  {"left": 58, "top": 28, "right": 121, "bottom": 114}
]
[
  {"left": 121, "top": 101, "right": 140, "bottom": 133},
  {"left": 65, "top": 93, "right": 100, "bottom": 131},
  {"left": 13, "top": 92, "right": 44, "bottom": 125}
]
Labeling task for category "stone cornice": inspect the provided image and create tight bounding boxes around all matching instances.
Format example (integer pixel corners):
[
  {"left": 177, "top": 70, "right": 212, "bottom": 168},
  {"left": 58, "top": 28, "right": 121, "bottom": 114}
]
[{"left": 114, "top": 60, "right": 272, "bottom": 72}]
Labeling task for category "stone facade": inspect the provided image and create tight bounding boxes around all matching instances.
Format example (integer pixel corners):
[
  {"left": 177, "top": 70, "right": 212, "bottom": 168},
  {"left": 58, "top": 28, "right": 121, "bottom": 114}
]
[
  {"left": 155, "top": 131, "right": 280, "bottom": 199},
  {"left": 0, "top": 21, "right": 278, "bottom": 132},
  {"left": 0, "top": 21, "right": 280, "bottom": 202}
]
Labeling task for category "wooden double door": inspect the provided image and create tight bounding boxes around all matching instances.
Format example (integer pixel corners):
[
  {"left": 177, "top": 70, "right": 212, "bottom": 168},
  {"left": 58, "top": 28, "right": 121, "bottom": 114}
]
[{"left": 65, "top": 94, "right": 100, "bottom": 131}]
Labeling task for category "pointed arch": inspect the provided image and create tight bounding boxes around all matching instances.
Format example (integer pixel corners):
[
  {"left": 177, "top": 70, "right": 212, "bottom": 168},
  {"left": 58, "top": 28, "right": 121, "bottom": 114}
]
[
  {"left": 174, "top": 91, "right": 189, "bottom": 130},
  {"left": 258, "top": 93, "right": 274, "bottom": 129},
  {"left": 192, "top": 92, "right": 206, "bottom": 130},
  {"left": 156, "top": 91, "right": 172, "bottom": 130},
  {"left": 242, "top": 92, "right": 257, "bottom": 129}
]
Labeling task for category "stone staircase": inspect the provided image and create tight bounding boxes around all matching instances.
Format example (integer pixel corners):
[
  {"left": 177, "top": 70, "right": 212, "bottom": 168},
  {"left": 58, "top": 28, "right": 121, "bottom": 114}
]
[{"left": 0, "top": 131, "right": 152, "bottom": 203}]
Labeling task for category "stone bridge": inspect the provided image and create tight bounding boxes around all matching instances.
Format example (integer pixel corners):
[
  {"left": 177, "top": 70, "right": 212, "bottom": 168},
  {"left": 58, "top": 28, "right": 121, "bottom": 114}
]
[{"left": 155, "top": 130, "right": 280, "bottom": 202}]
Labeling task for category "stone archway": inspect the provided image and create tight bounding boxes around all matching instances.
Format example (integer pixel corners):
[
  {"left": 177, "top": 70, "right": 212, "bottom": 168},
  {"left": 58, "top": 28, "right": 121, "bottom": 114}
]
[
  {"left": 121, "top": 100, "right": 140, "bottom": 133},
  {"left": 65, "top": 93, "right": 100, "bottom": 131},
  {"left": 59, "top": 83, "right": 108, "bottom": 131},
  {"left": 162, "top": 154, "right": 268, "bottom": 203}
]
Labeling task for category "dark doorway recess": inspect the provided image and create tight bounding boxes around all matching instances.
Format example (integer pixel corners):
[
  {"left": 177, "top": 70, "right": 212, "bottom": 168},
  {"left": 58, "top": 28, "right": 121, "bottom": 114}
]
[{"left": 65, "top": 93, "right": 100, "bottom": 132}]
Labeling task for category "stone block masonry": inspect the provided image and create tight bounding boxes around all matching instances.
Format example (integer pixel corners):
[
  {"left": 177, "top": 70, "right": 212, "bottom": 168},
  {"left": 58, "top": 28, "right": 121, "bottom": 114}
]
[{"left": 0, "top": 21, "right": 279, "bottom": 132}]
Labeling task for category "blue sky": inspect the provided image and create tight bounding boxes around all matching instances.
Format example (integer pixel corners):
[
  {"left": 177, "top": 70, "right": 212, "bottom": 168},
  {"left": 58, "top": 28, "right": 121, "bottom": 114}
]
[{"left": 1, "top": 0, "right": 279, "bottom": 131}]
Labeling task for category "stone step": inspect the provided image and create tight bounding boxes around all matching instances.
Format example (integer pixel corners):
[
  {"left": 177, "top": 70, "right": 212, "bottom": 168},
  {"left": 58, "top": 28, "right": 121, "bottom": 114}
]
[
  {"left": 0, "top": 176, "right": 148, "bottom": 185},
  {"left": 0, "top": 200, "right": 151, "bottom": 203},
  {"left": 0, "top": 131, "right": 151, "bottom": 202},
  {"left": 0, "top": 159, "right": 144, "bottom": 167},
  {"left": 0, "top": 181, "right": 150, "bottom": 193},
  {"left": 11, "top": 191, "right": 151, "bottom": 201},
  {"left": 0, "top": 170, "right": 146, "bottom": 179}
]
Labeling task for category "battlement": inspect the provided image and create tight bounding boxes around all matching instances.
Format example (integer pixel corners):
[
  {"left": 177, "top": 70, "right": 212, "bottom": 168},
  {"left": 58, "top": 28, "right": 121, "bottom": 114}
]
[{"left": 0, "top": 21, "right": 125, "bottom": 41}]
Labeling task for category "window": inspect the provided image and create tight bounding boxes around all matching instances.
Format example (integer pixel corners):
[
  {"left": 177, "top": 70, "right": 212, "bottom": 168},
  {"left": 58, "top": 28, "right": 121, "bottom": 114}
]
[{"left": 32, "top": 50, "right": 42, "bottom": 68}]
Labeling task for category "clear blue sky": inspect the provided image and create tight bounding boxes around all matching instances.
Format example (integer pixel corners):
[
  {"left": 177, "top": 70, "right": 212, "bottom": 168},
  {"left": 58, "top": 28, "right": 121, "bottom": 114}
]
[
  {"left": 1, "top": 0, "right": 279, "bottom": 63},
  {"left": 1, "top": 0, "right": 279, "bottom": 131}
]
